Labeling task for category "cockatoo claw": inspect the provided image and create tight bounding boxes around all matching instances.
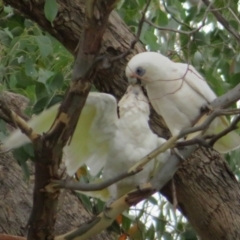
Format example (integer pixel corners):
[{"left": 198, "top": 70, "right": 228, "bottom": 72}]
[
  {"left": 200, "top": 104, "right": 212, "bottom": 114},
  {"left": 138, "top": 183, "right": 147, "bottom": 192},
  {"left": 103, "top": 197, "right": 116, "bottom": 219}
]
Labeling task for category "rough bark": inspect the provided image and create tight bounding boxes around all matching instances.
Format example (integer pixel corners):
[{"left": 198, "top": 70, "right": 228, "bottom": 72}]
[
  {"left": 2, "top": 0, "right": 240, "bottom": 239},
  {"left": 0, "top": 93, "right": 115, "bottom": 240},
  {"left": 161, "top": 148, "right": 240, "bottom": 240}
]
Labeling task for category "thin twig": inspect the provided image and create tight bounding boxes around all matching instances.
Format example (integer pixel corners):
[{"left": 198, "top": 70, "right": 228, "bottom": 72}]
[
  {"left": 145, "top": 18, "right": 206, "bottom": 36},
  {"left": 178, "top": 109, "right": 240, "bottom": 139},
  {"left": 0, "top": 98, "right": 39, "bottom": 142},
  {"left": 46, "top": 168, "right": 142, "bottom": 192},
  {"left": 162, "top": 0, "right": 192, "bottom": 30},
  {"left": 175, "top": 137, "right": 211, "bottom": 148},
  {"left": 228, "top": 8, "right": 240, "bottom": 26},
  {"left": 209, "top": 115, "right": 240, "bottom": 147}
]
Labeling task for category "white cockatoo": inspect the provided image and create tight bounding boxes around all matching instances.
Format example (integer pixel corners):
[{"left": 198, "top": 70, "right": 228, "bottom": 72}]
[
  {"left": 3, "top": 84, "right": 169, "bottom": 201},
  {"left": 125, "top": 52, "right": 240, "bottom": 153}
]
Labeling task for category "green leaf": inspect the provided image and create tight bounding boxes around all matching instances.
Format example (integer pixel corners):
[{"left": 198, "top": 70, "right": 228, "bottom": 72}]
[
  {"left": 44, "top": 0, "right": 58, "bottom": 24},
  {"left": 156, "top": 214, "right": 166, "bottom": 235},
  {"left": 35, "top": 35, "right": 53, "bottom": 58},
  {"left": 47, "top": 95, "right": 63, "bottom": 108},
  {"left": 147, "top": 196, "right": 158, "bottom": 205},
  {"left": 35, "top": 81, "right": 49, "bottom": 100},
  {"left": 11, "top": 26, "right": 24, "bottom": 37},
  {"left": 15, "top": 71, "right": 34, "bottom": 89},
  {"left": 193, "top": 32, "right": 208, "bottom": 46},
  {"left": 37, "top": 68, "right": 54, "bottom": 84},
  {"left": 33, "top": 96, "right": 49, "bottom": 114},
  {"left": 0, "top": 30, "right": 11, "bottom": 46},
  {"left": 155, "top": 9, "right": 169, "bottom": 26},
  {"left": 121, "top": 214, "right": 132, "bottom": 232},
  {"left": 181, "top": 229, "right": 197, "bottom": 240},
  {"left": 23, "top": 144, "right": 34, "bottom": 159},
  {"left": 107, "top": 220, "right": 121, "bottom": 234},
  {"left": 143, "top": 30, "right": 159, "bottom": 51},
  {"left": 162, "top": 232, "right": 173, "bottom": 240},
  {"left": 146, "top": 224, "right": 155, "bottom": 240},
  {"left": 231, "top": 72, "right": 240, "bottom": 87},
  {"left": 75, "top": 192, "right": 93, "bottom": 213},
  {"left": 4, "top": 28, "right": 13, "bottom": 39},
  {"left": 12, "top": 144, "right": 33, "bottom": 180},
  {"left": 47, "top": 72, "right": 64, "bottom": 92},
  {"left": 229, "top": 20, "right": 239, "bottom": 31},
  {"left": 94, "top": 199, "right": 105, "bottom": 214},
  {"left": 24, "top": 57, "right": 38, "bottom": 77}
]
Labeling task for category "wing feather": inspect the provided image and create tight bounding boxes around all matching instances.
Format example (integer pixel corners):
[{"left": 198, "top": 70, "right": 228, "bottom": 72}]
[
  {"left": 3, "top": 104, "right": 59, "bottom": 149},
  {"left": 177, "top": 63, "right": 216, "bottom": 103},
  {"left": 65, "top": 92, "right": 118, "bottom": 176},
  {"left": 3, "top": 92, "right": 118, "bottom": 176}
]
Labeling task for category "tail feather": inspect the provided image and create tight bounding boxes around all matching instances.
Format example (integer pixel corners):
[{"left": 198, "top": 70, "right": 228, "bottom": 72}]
[
  {"left": 186, "top": 114, "right": 240, "bottom": 153},
  {"left": 213, "top": 116, "right": 240, "bottom": 153}
]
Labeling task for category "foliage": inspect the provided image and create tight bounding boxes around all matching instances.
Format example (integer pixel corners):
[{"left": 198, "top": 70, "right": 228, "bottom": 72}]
[
  {"left": 1, "top": 0, "right": 240, "bottom": 239},
  {"left": 0, "top": 4, "right": 72, "bottom": 106}
]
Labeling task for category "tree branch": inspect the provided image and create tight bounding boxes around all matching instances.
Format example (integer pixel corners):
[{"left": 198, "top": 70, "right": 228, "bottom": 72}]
[
  {"left": 0, "top": 97, "right": 39, "bottom": 142},
  {"left": 46, "top": 168, "right": 142, "bottom": 192}
]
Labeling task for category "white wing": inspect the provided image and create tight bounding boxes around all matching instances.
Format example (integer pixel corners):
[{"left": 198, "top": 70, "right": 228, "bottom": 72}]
[
  {"left": 3, "top": 92, "right": 118, "bottom": 176},
  {"left": 65, "top": 92, "right": 118, "bottom": 176},
  {"left": 3, "top": 104, "right": 59, "bottom": 149}
]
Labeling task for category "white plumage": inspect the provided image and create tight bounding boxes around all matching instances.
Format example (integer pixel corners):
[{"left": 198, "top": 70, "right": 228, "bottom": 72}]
[
  {"left": 3, "top": 84, "right": 169, "bottom": 200},
  {"left": 125, "top": 51, "right": 240, "bottom": 153}
]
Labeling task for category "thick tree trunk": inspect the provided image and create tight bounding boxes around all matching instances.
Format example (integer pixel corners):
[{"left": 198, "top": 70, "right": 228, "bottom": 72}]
[
  {"left": 2, "top": 0, "right": 240, "bottom": 239},
  {"left": 162, "top": 148, "right": 240, "bottom": 240}
]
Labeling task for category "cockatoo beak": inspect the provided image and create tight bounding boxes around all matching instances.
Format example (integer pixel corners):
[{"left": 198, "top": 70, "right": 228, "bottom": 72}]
[{"left": 127, "top": 74, "right": 142, "bottom": 85}]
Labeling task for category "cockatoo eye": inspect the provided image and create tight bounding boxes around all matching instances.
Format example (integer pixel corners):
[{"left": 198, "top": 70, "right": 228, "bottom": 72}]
[{"left": 135, "top": 67, "right": 145, "bottom": 76}]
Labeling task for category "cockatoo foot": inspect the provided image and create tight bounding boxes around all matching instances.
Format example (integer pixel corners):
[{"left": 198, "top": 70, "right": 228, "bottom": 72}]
[
  {"left": 138, "top": 183, "right": 147, "bottom": 192},
  {"left": 200, "top": 104, "right": 212, "bottom": 114},
  {"left": 103, "top": 197, "right": 116, "bottom": 219},
  {"left": 137, "top": 183, "right": 153, "bottom": 194}
]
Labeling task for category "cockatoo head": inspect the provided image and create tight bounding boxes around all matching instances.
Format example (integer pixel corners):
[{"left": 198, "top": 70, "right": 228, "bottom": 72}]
[
  {"left": 125, "top": 52, "right": 172, "bottom": 85},
  {"left": 118, "top": 84, "right": 149, "bottom": 118}
]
